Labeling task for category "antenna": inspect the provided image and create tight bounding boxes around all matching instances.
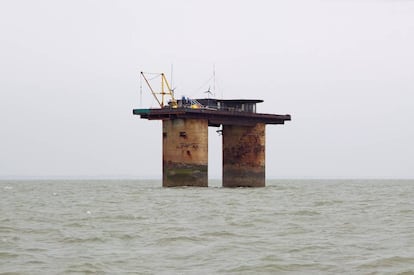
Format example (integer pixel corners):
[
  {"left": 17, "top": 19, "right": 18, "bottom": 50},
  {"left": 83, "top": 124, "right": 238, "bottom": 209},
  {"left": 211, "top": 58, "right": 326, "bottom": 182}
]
[
  {"left": 213, "top": 64, "right": 216, "bottom": 96},
  {"left": 139, "top": 71, "right": 143, "bottom": 107},
  {"left": 170, "top": 64, "right": 174, "bottom": 95}
]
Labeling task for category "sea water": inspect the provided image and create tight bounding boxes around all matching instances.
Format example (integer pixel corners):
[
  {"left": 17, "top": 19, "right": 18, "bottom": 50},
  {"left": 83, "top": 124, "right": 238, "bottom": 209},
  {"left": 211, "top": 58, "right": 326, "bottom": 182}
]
[{"left": 1, "top": 180, "right": 413, "bottom": 274}]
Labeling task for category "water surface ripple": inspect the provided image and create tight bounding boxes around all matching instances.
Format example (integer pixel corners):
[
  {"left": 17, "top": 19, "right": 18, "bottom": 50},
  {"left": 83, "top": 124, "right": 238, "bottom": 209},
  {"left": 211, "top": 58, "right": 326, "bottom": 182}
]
[{"left": 1, "top": 180, "right": 413, "bottom": 274}]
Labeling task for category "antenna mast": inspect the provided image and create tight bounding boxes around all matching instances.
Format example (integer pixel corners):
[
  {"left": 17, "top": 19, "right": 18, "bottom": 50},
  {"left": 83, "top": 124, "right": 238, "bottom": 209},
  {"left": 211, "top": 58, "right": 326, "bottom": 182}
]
[
  {"left": 213, "top": 64, "right": 216, "bottom": 96},
  {"left": 170, "top": 64, "right": 174, "bottom": 90}
]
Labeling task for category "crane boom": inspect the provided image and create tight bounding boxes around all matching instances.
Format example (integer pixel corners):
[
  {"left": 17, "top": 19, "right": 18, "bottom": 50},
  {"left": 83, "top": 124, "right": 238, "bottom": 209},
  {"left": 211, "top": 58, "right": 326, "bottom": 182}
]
[{"left": 140, "top": 72, "right": 177, "bottom": 108}]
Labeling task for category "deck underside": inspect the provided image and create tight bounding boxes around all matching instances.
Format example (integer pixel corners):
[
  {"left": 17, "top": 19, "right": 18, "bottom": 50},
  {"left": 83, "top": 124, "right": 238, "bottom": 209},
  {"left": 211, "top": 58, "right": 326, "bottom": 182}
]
[{"left": 133, "top": 108, "right": 291, "bottom": 127}]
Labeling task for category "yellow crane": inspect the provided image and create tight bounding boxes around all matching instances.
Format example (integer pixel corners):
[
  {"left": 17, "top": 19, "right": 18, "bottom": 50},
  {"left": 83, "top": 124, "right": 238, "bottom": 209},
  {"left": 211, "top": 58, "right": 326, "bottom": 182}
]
[{"left": 140, "top": 72, "right": 177, "bottom": 108}]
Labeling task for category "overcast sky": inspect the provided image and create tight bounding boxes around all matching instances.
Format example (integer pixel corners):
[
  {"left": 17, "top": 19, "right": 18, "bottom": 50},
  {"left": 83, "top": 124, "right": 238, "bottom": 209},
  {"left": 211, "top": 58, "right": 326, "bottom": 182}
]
[{"left": 1, "top": 0, "right": 413, "bottom": 179}]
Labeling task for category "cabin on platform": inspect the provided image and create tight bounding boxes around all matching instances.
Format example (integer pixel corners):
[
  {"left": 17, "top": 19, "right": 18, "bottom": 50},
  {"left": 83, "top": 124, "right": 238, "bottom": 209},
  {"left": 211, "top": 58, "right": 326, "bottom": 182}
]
[{"left": 176, "top": 98, "right": 263, "bottom": 113}]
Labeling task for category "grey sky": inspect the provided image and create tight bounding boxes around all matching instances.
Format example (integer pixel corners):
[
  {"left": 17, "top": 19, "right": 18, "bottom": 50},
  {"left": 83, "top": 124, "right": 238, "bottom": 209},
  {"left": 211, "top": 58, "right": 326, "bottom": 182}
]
[{"left": 1, "top": 0, "right": 413, "bottom": 179}]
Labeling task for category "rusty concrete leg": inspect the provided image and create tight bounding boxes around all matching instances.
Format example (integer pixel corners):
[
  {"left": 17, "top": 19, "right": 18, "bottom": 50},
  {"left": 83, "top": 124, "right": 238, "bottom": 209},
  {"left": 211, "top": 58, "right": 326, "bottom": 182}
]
[
  {"left": 222, "top": 123, "right": 266, "bottom": 187},
  {"left": 162, "top": 119, "right": 208, "bottom": 187}
]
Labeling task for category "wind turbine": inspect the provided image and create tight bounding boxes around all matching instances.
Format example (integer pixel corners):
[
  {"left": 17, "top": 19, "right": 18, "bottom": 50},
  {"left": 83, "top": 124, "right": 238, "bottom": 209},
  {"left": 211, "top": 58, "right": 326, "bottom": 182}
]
[
  {"left": 204, "top": 86, "right": 214, "bottom": 99},
  {"left": 203, "top": 86, "right": 215, "bottom": 108}
]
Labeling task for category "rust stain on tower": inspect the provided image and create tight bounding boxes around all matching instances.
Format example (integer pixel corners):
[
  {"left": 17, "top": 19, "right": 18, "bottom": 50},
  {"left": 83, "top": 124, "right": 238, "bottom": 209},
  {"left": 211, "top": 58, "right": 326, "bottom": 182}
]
[
  {"left": 223, "top": 123, "right": 266, "bottom": 187},
  {"left": 133, "top": 72, "right": 291, "bottom": 187}
]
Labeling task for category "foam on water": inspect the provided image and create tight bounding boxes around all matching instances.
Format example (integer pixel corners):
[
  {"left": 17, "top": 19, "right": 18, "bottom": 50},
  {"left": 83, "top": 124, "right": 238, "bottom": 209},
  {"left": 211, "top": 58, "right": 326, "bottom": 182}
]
[{"left": 1, "top": 179, "right": 414, "bottom": 274}]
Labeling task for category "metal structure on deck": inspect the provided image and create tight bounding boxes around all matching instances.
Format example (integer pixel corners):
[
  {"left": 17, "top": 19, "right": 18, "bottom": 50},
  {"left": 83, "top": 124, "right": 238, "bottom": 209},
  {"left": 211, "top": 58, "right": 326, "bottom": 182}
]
[{"left": 140, "top": 72, "right": 177, "bottom": 108}]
